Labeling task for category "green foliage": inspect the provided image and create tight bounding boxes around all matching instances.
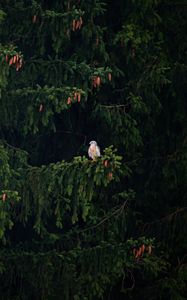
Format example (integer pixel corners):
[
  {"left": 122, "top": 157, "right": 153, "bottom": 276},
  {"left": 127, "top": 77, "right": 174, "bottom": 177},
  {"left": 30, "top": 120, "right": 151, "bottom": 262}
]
[
  {"left": 17, "top": 146, "right": 123, "bottom": 234},
  {"left": 0, "top": 190, "right": 20, "bottom": 242},
  {"left": 0, "top": 0, "right": 186, "bottom": 299}
]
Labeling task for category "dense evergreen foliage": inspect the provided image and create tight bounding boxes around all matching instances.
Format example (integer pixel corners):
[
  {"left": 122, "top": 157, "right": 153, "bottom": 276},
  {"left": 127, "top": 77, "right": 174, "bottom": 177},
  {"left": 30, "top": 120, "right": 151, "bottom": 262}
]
[{"left": 0, "top": 0, "right": 186, "bottom": 299}]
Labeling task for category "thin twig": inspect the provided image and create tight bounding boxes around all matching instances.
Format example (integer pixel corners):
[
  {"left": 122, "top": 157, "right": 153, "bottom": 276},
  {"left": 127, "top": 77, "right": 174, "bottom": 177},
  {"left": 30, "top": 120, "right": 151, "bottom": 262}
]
[
  {"left": 0, "top": 140, "right": 27, "bottom": 153},
  {"left": 142, "top": 207, "right": 187, "bottom": 233},
  {"left": 80, "top": 200, "right": 128, "bottom": 233},
  {"left": 121, "top": 268, "right": 135, "bottom": 292},
  {"left": 100, "top": 104, "right": 128, "bottom": 109}
]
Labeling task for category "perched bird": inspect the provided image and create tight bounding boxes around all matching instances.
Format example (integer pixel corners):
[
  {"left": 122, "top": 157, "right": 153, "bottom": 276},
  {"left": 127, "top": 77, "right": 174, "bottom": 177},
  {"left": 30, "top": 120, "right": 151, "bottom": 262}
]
[{"left": 88, "top": 141, "right": 101, "bottom": 160}]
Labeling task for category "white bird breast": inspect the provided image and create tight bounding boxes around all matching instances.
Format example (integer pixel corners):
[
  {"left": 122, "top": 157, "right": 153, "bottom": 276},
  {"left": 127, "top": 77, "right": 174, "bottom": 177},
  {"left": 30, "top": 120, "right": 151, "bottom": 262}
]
[{"left": 88, "top": 144, "right": 101, "bottom": 159}]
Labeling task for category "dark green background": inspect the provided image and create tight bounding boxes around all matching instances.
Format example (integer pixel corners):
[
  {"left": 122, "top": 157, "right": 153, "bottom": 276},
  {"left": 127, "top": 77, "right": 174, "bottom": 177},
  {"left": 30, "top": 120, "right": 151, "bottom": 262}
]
[{"left": 0, "top": 1, "right": 186, "bottom": 299}]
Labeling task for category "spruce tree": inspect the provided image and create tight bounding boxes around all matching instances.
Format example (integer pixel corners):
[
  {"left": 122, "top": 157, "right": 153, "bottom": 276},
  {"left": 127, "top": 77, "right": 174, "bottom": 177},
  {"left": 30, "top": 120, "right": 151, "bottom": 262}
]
[{"left": 0, "top": 1, "right": 186, "bottom": 299}]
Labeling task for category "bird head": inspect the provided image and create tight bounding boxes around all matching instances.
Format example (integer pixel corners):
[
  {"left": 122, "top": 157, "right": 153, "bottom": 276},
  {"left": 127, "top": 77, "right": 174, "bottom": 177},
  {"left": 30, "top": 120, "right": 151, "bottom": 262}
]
[{"left": 89, "top": 141, "right": 97, "bottom": 145}]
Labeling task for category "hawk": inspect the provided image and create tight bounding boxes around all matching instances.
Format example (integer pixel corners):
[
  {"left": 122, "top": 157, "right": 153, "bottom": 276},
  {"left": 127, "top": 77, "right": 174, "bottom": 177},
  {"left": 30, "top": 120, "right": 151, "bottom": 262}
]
[{"left": 88, "top": 141, "right": 101, "bottom": 160}]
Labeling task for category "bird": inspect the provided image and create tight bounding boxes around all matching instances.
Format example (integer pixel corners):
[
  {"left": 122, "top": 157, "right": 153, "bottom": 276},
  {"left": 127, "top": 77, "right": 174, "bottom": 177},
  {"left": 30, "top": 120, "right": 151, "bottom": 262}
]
[{"left": 88, "top": 141, "right": 101, "bottom": 160}]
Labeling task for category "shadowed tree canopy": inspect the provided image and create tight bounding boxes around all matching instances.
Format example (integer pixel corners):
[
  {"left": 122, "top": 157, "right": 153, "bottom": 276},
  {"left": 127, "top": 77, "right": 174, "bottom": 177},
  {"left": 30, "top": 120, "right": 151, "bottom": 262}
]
[{"left": 0, "top": 0, "right": 186, "bottom": 299}]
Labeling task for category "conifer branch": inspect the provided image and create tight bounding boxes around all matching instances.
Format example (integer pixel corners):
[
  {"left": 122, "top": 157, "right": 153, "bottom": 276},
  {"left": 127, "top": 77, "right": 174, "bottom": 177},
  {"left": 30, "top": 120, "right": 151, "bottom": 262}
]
[
  {"left": 80, "top": 200, "right": 128, "bottom": 233},
  {"left": 142, "top": 207, "right": 187, "bottom": 233}
]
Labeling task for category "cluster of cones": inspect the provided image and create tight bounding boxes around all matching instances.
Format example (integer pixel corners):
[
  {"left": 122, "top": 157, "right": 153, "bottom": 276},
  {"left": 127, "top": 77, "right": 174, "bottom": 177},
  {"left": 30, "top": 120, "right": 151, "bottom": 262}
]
[
  {"left": 1, "top": 193, "right": 7, "bottom": 202},
  {"left": 72, "top": 17, "right": 83, "bottom": 31},
  {"left": 32, "top": 15, "right": 83, "bottom": 31},
  {"left": 132, "top": 244, "right": 152, "bottom": 258},
  {"left": 5, "top": 53, "right": 23, "bottom": 71},
  {"left": 38, "top": 91, "right": 82, "bottom": 112},
  {"left": 32, "top": 15, "right": 38, "bottom": 23},
  {"left": 67, "top": 91, "right": 82, "bottom": 105},
  {"left": 92, "top": 73, "right": 112, "bottom": 88},
  {"left": 103, "top": 160, "right": 113, "bottom": 180}
]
